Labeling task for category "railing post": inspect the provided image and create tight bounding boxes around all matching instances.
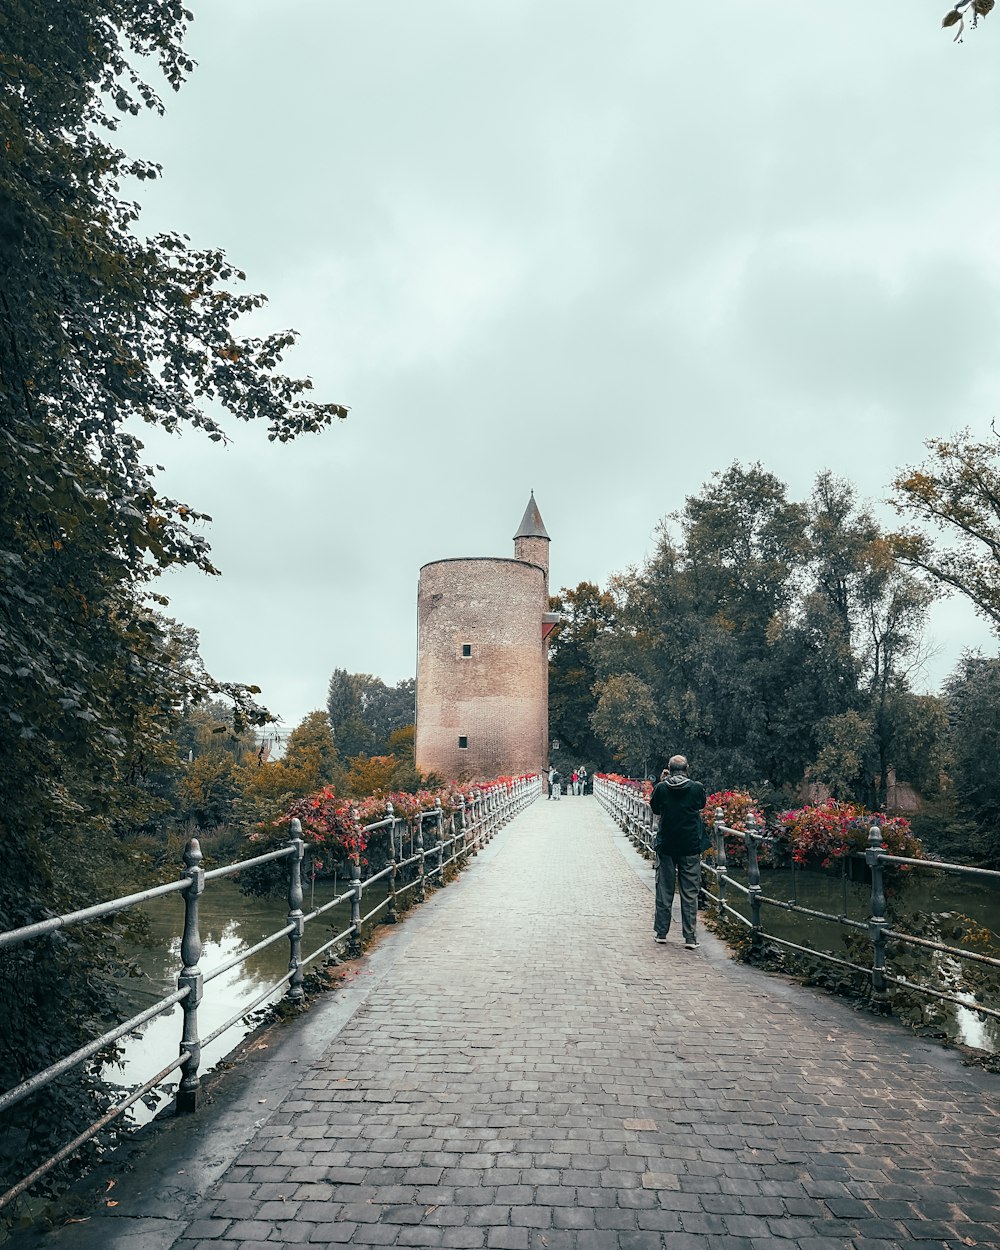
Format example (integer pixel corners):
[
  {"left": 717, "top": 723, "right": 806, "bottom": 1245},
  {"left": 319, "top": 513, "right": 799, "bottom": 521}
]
[
  {"left": 386, "top": 802, "right": 398, "bottom": 923},
  {"left": 176, "top": 838, "right": 205, "bottom": 1114},
  {"left": 866, "top": 823, "right": 890, "bottom": 1014},
  {"left": 416, "top": 815, "right": 426, "bottom": 901},
  {"left": 348, "top": 853, "right": 363, "bottom": 957},
  {"left": 460, "top": 794, "right": 474, "bottom": 856},
  {"left": 714, "top": 808, "right": 728, "bottom": 922},
  {"left": 745, "top": 812, "right": 762, "bottom": 958},
  {"left": 286, "top": 818, "right": 306, "bottom": 1005},
  {"left": 347, "top": 806, "right": 363, "bottom": 956},
  {"left": 841, "top": 852, "right": 849, "bottom": 918},
  {"left": 436, "top": 797, "right": 445, "bottom": 877}
]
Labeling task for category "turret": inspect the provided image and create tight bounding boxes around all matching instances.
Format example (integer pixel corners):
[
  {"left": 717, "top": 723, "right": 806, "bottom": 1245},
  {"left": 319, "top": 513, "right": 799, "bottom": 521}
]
[{"left": 513, "top": 491, "right": 550, "bottom": 583}]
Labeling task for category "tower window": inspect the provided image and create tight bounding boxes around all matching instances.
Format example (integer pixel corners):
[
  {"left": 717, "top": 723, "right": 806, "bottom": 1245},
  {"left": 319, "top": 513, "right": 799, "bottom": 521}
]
[
  {"left": 458, "top": 736, "right": 468, "bottom": 749},
  {"left": 461, "top": 643, "right": 472, "bottom": 657}
]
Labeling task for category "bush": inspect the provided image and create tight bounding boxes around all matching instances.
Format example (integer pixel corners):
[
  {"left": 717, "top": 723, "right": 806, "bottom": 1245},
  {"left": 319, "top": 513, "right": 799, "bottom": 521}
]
[
  {"left": 705, "top": 789, "right": 768, "bottom": 866},
  {"left": 777, "top": 799, "right": 923, "bottom": 868}
]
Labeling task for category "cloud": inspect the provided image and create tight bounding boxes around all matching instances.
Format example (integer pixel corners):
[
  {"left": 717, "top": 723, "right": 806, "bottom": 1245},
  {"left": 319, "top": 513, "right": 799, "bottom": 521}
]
[{"left": 115, "top": 0, "right": 1000, "bottom": 726}]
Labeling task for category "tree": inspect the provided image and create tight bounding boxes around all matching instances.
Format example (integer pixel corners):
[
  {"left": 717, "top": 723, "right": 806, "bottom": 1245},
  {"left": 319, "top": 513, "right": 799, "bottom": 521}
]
[
  {"left": 227, "top": 712, "right": 338, "bottom": 834},
  {"left": 326, "top": 671, "right": 414, "bottom": 758},
  {"left": 384, "top": 725, "right": 425, "bottom": 792},
  {"left": 893, "top": 428, "right": 1000, "bottom": 633},
  {"left": 0, "top": 0, "right": 346, "bottom": 1201},
  {"left": 942, "top": 653, "right": 1000, "bottom": 863},
  {"left": 326, "top": 670, "right": 377, "bottom": 759},
  {"left": 589, "top": 673, "right": 659, "bottom": 778},
  {"left": 680, "top": 462, "right": 809, "bottom": 644},
  {"left": 942, "top": 0, "right": 993, "bottom": 40},
  {"left": 852, "top": 540, "right": 933, "bottom": 806},
  {"left": 131, "top": 698, "right": 252, "bottom": 833},
  {"left": 583, "top": 466, "right": 936, "bottom": 805},
  {"left": 281, "top": 710, "right": 338, "bottom": 784},
  {"left": 806, "top": 710, "right": 876, "bottom": 801},
  {"left": 782, "top": 474, "right": 933, "bottom": 806},
  {"left": 343, "top": 754, "right": 399, "bottom": 797},
  {"left": 548, "top": 582, "right": 616, "bottom": 768}
]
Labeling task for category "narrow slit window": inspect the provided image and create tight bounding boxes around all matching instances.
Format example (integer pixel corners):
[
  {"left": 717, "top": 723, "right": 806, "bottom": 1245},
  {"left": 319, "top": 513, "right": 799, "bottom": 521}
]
[
  {"left": 458, "top": 736, "right": 468, "bottom": 749},
  {"left": 461, "top": 643, "right": 472, "bottom": 657}
]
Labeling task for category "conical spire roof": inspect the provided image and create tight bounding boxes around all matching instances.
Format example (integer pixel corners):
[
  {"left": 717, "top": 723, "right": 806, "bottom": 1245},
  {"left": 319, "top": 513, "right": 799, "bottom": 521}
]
[{"left": 514, "top": 491, "right": 549, "bottom": 541}]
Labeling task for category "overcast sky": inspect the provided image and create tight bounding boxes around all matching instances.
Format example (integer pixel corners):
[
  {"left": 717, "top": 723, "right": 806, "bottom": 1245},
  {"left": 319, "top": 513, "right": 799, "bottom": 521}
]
[{"left": 123, "top": 0, "right": 1000, "bottom": 734}]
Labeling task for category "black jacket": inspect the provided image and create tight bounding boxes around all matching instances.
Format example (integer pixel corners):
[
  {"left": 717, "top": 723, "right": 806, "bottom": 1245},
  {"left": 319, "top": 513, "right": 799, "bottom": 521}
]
[{"left": 649, "top": 776, "right": 707, "bottom": 857}]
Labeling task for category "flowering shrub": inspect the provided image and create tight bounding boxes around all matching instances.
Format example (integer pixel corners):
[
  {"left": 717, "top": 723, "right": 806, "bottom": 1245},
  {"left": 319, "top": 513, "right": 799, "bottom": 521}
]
[
  {"left": 596, "top": 772, "right": 652, "bottom": 800},
  {"left": 280, "top": 786, "right": 368, "bottom": 862},
  {"left": 705, "top": 789, "right": 767, "bottom": 864},
  {"left": 706, "top": 789, "right": 765, "bottom": 832},
  {"left": 267, "top": 774, "right": 537, "bottom": 869},
  {"left": 237, "top": 774, "right": 536, "bottom": 897},
  {"left": 777, "top": 800, "right": 923, "bottom": 869}
]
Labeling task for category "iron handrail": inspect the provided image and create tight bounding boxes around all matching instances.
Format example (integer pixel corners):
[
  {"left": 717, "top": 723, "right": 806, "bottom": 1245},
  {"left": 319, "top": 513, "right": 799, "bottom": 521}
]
[
  {"left": 0, "top": 1053, "right": 190, "bottom": 1211},
  {"left": 0, "top": 878, "right": 191, "bottom": 952},
  {"left": 0, "top": 987, "right": 190, "bottom": 1117},
  {"left": 877, "top": 852, "right": 1000, "bottom": 879},
  {"left": 203, "top": 845, "right": 296, "bottom": 881},
  {"left": 595, "top": 775, "right": 1000, "bottom": 1036},
  {"left": 202, "top": 924, "right": 296, "bottom": 985},
  {"left": 0, "top": 772, "right": 542, "bottom": 1210}
]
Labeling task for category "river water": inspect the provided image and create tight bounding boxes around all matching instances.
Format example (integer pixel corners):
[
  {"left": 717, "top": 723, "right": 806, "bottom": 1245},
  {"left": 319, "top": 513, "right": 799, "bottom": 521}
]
[{"left": 109, "top": 877, "right": 372, "bottom": 1121}]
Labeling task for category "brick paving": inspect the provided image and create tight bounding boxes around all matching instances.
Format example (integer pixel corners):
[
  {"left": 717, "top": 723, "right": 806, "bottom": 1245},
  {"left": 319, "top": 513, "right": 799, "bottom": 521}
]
[{"left": 44, "top": 796, "right": 1000, "bottom": 1248}]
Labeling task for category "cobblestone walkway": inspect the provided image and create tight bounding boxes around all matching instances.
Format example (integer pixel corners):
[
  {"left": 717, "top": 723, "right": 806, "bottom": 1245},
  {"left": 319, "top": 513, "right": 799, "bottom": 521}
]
[{"left": 33, "top": 796, "right": 1000, "bottom": 1249}]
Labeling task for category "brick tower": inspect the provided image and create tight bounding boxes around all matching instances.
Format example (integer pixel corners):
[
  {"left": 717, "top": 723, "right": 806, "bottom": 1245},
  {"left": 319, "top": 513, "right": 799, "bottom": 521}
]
[{"left": 415, "top": 494, "right": 556, "bottom": 780}]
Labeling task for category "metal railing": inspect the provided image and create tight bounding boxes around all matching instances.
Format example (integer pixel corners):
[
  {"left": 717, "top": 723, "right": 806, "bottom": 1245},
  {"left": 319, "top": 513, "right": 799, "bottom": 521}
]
[
  {"left": 595, "top": 774, "right": 1000, "bottom": 1025},
  {"left": 0, "top": 774, "right": 541, "bottom": 1210}
]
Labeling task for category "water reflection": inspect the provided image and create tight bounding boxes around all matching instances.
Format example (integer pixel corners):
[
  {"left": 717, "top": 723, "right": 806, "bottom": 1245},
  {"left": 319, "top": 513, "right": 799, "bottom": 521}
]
[{"left": 108, "top": 879, "right": 361, "bottom": 1121}]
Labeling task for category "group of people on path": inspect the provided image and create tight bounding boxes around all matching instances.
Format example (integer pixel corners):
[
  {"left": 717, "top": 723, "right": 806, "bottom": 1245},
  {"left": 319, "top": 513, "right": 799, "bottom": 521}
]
[{"left": 546, "top": 764, "right": 587, "bottom": 799}]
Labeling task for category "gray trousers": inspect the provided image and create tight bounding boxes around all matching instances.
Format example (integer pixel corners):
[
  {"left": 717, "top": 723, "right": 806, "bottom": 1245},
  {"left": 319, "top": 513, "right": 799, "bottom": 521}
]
[{"left": 654, "top": 852, "right": 700, "bottom": 943}]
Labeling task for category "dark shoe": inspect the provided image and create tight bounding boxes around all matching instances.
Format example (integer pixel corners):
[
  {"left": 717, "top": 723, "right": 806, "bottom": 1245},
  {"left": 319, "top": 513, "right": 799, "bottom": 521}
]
[
  {"left": 684, "top": 940, "right": 700, "bottom": 950},
  {"left": 654, "top": 933, "right": 668, "bottom": 944}
]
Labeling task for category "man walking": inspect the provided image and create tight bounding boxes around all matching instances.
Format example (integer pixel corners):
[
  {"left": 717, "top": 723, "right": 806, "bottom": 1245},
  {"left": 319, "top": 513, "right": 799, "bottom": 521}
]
[{"left": 649, "top": 755, "right": 707, "bottom": 949}]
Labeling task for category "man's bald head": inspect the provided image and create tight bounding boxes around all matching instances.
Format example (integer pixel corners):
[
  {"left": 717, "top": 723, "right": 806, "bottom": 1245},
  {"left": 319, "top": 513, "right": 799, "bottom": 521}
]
[{"left": 667, "top": 755, "right": 689, "bottom": 774}]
